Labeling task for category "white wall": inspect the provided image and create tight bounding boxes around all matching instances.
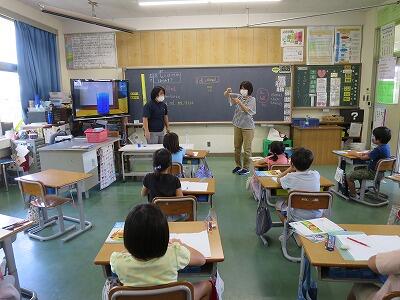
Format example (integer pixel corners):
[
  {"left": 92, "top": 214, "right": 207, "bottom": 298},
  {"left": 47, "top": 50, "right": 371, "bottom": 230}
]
[{"left": 0, "top": 0, "right": 70, "bottom": 92}]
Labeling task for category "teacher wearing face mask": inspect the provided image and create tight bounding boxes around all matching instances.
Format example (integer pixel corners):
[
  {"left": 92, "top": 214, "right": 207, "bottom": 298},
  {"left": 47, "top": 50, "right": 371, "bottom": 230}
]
[
  {"left": 224, "top": 81, "right": 256, "bottom": 176},
  {"left": 143, "top": 86, "right": 170, "bottom": 144}
]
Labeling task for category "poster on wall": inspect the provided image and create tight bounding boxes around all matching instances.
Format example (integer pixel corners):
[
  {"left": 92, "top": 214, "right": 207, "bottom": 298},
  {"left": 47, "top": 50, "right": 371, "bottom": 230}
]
[
  {"left": 307, "top": 26, "right": 335, "bottom": 65},
  {"left": 281, "top": 28, "right": 304, "bottom": 47},
  {"left": 334, "top": 26, "right": 362, "bottom": 64},
  {"left": 380, "top": 23, "right": 395, "bottom": 58},
  {"left": 65, "top": 32, "right": 117, "bottom": 69},
  {"left": 282, "top": 47, "right": 303, "bottom": 62}
]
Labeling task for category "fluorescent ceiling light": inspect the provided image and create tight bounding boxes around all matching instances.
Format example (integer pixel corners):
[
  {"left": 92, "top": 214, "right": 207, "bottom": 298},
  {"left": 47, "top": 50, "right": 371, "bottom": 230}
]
[
  {"left": 210, "top": 0, "right": 280, "bottom": 2},
  {"left": 40, "top": 5, "right": 135, "bottom": 33},
  {"left": 139, "top": 0, "right": 208, "bottom": 6},
  {"left": 139, "top": 0, "right": 280, "bottom": 5}
]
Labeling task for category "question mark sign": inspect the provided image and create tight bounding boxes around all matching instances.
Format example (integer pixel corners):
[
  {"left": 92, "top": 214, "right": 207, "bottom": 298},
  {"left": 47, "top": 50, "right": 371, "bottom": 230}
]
[{"left": 351, "top": 112, "right": 359, "bottom": 120}]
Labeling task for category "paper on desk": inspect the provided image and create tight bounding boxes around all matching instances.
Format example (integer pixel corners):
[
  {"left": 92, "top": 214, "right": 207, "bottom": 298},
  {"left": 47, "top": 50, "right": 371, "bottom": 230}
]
[
  {"left": 271, "top": 177, "right": 278, "bottom": 182},
  {"left": 290, "top": 218, "right": 344, "bottom": 237},
  {"left": 181, "top": 181, "right": 208, "bottom": 192},
  {"left": 170, "top": 230, "right": 211, "bottom": 257},
  {"left": 250, "top": 157, "right": 264, "bottom": 161},
  {"left": 192, "top": 152, "right": 198, "bottom": 157},
  {"left": 336, "top": 234, "right": 400, "bottom": 261}
]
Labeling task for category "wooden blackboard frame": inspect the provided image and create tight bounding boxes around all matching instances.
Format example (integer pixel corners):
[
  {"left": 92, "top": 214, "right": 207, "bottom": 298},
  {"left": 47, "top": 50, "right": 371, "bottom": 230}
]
[
  {"left": 293, "top": 63, "right": 362, "bottom": 109},
  {"left": 123, "top": 64, "right": 294, "bottom": 125}
]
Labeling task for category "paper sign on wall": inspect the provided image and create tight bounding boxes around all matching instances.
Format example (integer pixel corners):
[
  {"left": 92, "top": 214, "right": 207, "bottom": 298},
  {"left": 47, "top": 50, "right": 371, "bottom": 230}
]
[
  {"left": 334, "top": 26, "right": 362, "bottom": 64},
  {"left": 281, "top": 29, "right": 304, "bottom": 47},
  {"left": 283, "top": 47, "right": 303, "bottom": 62},
  {"left": 307, "top": 26, "right": 335, "bottom": 65},
  {"left": 380, "top": 23, "right": 395, "bottom": 58}
]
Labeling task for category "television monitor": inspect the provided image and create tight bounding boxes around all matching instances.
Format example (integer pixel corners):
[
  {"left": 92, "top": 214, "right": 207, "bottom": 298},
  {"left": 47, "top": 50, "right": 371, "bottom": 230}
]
[{"left": 71, "top": 79, "right": 129, "bottom": 120}]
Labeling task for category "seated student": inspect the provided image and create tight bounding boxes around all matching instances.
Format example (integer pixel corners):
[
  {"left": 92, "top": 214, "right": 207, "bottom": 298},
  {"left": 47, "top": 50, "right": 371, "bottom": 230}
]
[
  {"left": 255, "top": 141, "right": 290, "bottom": 169},
  {"left": 141, "top": 148, "right": 183, "bottom": 202},
  {"left": 347, "top": 249, "right": 400, "bottom": 300},
  {"left": 163, "top": 132, "right": 194, "bottom": 164},
  {"left": 346, "top": 126, "right": 391, "bottom": 200},
  {"left": 276, "top": 148, "right": 321, "bottom": 221},
  {"left": 111, "top": 204, "right": 212, "bottom": 300},
  {"left": 248, "top": 141, "right": 290, "bottom": 201}
]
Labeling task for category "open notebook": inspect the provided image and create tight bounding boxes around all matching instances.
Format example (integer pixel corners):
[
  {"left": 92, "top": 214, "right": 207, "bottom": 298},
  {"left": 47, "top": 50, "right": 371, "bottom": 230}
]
[
  {"left": 336, "top": 234, "right": 400, "bottom": 261},
  {"left": 180, "top": 181, "right": 208, "bottom": 192}
]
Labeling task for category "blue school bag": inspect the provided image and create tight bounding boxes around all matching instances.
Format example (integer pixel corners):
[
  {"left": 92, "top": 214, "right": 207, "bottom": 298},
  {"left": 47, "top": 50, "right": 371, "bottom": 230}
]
[{"left": 195, "top": 164, "right": 213, "bottom": 178}]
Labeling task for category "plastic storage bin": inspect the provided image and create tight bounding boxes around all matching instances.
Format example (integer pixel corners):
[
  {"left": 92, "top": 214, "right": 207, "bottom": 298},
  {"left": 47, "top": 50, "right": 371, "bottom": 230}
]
[
  {"left": 84, "top": 128, "right": 108, "bottom": 143},
  {"left": 263, "top": 139, "right": 293, "bottom": 157}
]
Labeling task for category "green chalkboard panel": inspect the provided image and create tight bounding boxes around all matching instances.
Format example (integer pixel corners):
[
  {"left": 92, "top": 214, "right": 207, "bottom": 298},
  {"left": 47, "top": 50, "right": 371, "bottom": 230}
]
[
  {"left": 294, "top": 64, "right": 361, "bottom": 108},
  {"left": 126, "top": 65, "right": 292, "bottom": 123}
]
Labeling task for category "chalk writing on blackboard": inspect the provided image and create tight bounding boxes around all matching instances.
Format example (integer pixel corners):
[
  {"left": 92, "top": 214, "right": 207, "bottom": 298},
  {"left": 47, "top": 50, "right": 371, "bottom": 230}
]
[
  {"left": 150, "top": 71, "right": 182, "bottom": 84},
  {"left": 196, "top": 76, "right": 220, "bottom": 85}
]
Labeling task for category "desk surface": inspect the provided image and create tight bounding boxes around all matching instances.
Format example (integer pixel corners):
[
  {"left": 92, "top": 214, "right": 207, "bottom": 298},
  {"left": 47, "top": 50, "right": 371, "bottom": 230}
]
[
  {"left": 387, "top": 174, "right": 400, "bottom": 183},
  {"left": 119, "top": 144, "right": 193, "bottom": 152},
  {"left": 332, "top": 150, "right": 360, "bottom": 159},
  {"left": 301, "top": 224, "right": 400, "bottom": 268},
  {"left": 94, "top": 221, "right": 224, "bottom": 265},
  {"left": 0, "top": 214, "right": 33, "bottom": 241},
  {"left": 256, "top": 175, "right": 334, "bottom": 189},
  {"left": 180, "top": 178, "right": 215, "bottom": 195},
  {"left": 39, "top": 137, "right": 120, "bottom": 152},
  {"left": 186, "top": 150, "right": 209, "bottom": 160},
  {"left": 16, "top": 169, "right": 92, "bottom": 188}
]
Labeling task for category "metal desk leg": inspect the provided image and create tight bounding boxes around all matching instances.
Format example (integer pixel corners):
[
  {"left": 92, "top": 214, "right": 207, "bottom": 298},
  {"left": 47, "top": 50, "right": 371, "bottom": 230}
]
[
  {"left": 297, "top": 247, "right": 306, "bottom": 298},
  {"left": 121, "top": 152, "right": 126, "bottom": 181},
  {"left": 62, "top": 181, "right": 93, "bottom": 242},
  {"left": 2, "top": 164, "right": 8, "bottom": 192},
  {"left": 2, "top": 236, "right": 37, "bottom": 299}
]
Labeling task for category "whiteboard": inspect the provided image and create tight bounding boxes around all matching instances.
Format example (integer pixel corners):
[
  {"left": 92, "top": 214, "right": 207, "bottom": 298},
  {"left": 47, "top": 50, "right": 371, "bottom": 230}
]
[{"left": 65, "top": 32, "right": 117, "bottom": 69}]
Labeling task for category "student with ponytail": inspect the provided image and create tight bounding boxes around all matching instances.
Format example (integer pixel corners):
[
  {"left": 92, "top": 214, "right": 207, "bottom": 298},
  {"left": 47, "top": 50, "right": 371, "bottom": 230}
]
[
  {"left": 255, "top": 141, "right": 289, "bottom": 169},
  {"left": 141, "top": 149, "right": 183, "bottom": 202}
]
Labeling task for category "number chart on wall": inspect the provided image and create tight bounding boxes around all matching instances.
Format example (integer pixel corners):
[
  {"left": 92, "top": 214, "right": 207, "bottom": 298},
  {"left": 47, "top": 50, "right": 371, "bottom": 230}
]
[
  {"left": 125, "top": 65, "right": 292, "bottom": 123},
  {"left": 294, "top": 64, "right": 361, "bottom": 108}
]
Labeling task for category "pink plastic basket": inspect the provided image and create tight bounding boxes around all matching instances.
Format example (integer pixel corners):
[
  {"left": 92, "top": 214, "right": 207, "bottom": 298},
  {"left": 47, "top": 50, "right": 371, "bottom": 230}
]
[{"left": 84, "top": 128, "right": 108, "bottom": 143}]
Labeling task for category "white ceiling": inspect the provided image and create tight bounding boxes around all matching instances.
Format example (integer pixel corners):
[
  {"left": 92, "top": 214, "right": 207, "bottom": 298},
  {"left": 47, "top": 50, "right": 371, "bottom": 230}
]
[{"left": 19, "top": 0, "right": 388, "bottom": 18}]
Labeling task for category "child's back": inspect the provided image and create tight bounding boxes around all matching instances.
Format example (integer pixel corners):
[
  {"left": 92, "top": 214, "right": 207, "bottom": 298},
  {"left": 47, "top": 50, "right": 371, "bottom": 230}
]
[
  {"left": 265, "top": 153, "right": 289, "bottom": 169},
  {"left": 163, "top": 132, "right": 186, "bottom": 164},
  {"left": 277, "top": 148, "right": 322, "bottom": 221},
  {"left": 111, "top": 241, "right": 189, "bottom": 287}
]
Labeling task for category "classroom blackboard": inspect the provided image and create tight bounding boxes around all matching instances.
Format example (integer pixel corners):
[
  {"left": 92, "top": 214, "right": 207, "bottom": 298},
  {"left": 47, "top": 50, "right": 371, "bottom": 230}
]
[
  {"left": 125, "top": 66, "right": 292, "bottom": 123},
  {"left": 294, "top": 64, "right": 361, "bottom": 108}
]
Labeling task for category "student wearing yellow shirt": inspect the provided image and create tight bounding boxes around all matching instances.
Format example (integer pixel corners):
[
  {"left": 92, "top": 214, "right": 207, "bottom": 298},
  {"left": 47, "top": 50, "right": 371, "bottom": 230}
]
[{"left": 110, "top": 204, "right": 212, "bottom": 300}]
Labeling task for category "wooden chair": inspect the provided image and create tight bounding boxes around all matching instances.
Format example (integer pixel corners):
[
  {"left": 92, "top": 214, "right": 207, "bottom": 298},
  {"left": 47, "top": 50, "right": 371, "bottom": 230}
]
[
  {"left": 270, "top": 164, "right": 291, "bottom": 172},
  {"left": 357, "top": 157, "right": 396, "bottom": 207},
  {"left": 17, "top": 179, "right": 76, "bottom": 241},
  {"left": 383, "top": 291, "right": 400, "bottom": 300},
  {"left": 169, "top": 162, "right": 185, "bottom": 178},
  {"left": 153, "top": 196, "right": 197, "bottom": 221},
  {"left": 109, "top": 281, "right": 194, "bottom": 300},
  {"left": 277, "top": 191, "right": 333, "bottom": 263}
]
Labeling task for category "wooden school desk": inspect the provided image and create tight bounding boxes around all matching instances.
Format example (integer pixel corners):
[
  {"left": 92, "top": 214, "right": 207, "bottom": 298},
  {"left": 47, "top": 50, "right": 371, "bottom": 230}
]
[
  {"left": 94, "top": 221, "right": 224, "bottom": 278},
  {"left": 387, "top": 174, "right": 400, "bottom": 187},
  {"left": 331, "top": 150, "right": 368, "bottom": 201},
  {"left": 119, "top": 143, "right": 194, "bottom": 179},
  {"left": 16, "top": 169, "right": 92, "bottom": 242},
  {"left": 180, "top": 178, "right": 216, "bottom": 206},
  {"left": 297, "top": 224, "right": 400, "bottom": 298},
  {"left": 0, "top": 214, "right": 36, "bottom": 299},
  {"left": 183, "top": 150, "right": 210, "bottom": 177}
]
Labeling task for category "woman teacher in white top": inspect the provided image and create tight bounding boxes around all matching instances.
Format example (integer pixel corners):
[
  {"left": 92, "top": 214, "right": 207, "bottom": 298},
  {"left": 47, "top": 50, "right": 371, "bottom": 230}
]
[{"left": 224, "top": 81, "right": 256, "bottom": 176}]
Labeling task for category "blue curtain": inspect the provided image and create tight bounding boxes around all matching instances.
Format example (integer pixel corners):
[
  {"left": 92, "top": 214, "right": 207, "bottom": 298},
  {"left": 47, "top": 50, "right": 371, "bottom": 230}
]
[{"left": 14, "top": 21, "right": 60, "bottom": 122}]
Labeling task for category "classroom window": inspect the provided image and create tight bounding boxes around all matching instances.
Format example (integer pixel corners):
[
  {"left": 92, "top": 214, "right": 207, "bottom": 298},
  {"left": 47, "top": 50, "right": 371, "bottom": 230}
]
[{"left": 0, "top": 16, "right": 22, "bottom": 126}]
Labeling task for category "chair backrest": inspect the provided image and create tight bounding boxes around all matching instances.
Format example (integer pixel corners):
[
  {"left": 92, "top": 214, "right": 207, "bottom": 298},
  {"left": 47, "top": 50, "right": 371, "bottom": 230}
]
[
  {"left": 109, "top": 281, "right": 194, "bottom": 300},
  {"left": 169, "top": 163, "right": 184, "bottom": 178},
  {"left": 270, "top": 164, "right": 291, "bottom": 172},
  {"left": 383, "top": 291, "right": 400, "bottom": 300},
  {"left": 153, "top": 196, "right": 197, "bottom": 221},
  {"left": 287, "top": 191, "right": 333, "bottom": 218},
  {"left": 17, "top": 179, "right": 47, "bottom": 207},
  {"left": 374, "top": 157, "right": 397, "bottom": 183}
]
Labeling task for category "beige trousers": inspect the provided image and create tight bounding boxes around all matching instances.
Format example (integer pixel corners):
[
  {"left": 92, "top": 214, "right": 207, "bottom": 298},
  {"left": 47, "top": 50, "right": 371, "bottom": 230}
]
[{"left": 234, "top": 126, "right": 254, "bottom": 170}]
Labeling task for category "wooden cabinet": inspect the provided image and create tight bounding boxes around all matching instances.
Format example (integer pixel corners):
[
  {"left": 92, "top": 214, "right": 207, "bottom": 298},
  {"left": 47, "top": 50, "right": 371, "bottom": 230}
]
[{"left": 292, "top": 126, "right": 342, "bottom": 165}]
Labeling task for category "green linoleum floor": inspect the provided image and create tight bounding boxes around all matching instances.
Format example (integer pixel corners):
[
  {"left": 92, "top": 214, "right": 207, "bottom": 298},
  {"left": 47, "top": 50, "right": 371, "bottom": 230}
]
[{"left": 0, "top": 157, "right": 396, "bottom": 300}]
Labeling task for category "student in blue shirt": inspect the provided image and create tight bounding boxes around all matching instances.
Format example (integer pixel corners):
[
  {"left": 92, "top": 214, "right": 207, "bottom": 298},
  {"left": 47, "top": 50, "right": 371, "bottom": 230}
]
[
  {"left": 163, "top": 132, "right": 194, "bottom": 164},
  {"left": 346, "top": 126, "right": 391, "bottom": 200}
]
